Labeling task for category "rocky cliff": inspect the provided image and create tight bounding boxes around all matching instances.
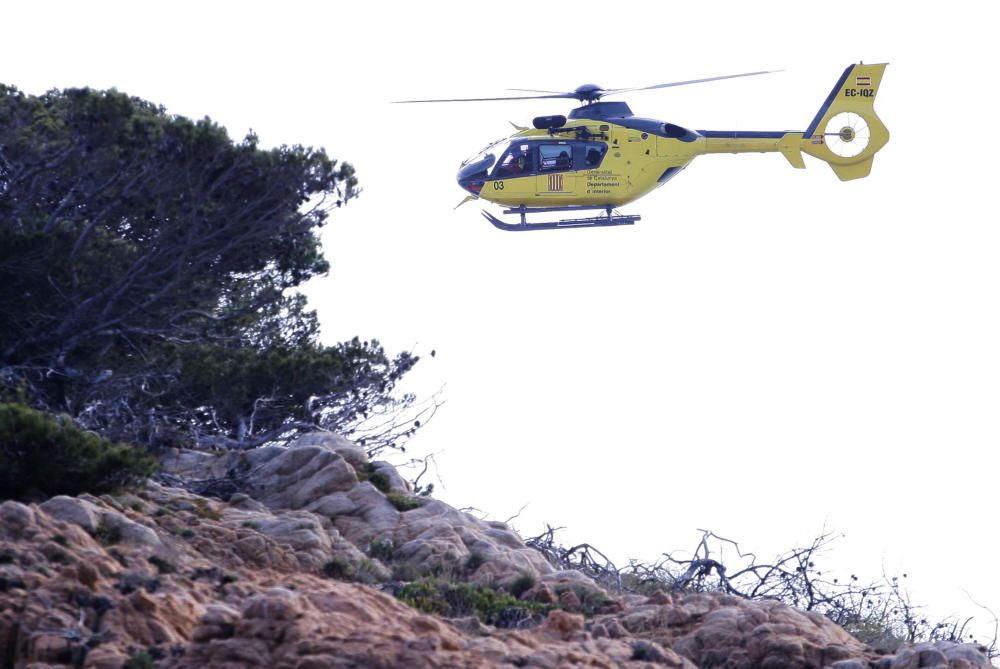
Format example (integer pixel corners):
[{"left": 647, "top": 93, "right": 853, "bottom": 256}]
[{"left": 0, "top": 434, "right": 992, "bottom": 668}]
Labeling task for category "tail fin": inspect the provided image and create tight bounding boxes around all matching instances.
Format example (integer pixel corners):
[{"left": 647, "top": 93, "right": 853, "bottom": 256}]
[{"left": 800, "top": 63, "right": 889, "bottom": 180}]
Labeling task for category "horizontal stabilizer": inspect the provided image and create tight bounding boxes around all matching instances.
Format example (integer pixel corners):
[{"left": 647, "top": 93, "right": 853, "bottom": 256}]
[{"left": 778, "top": 133, "right": 806, "bottom": 169}]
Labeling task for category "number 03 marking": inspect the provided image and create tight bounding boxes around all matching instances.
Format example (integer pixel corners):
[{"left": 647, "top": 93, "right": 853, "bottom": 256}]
[{"left": 492, "top": 181, "right": 504, "bottom": 190}]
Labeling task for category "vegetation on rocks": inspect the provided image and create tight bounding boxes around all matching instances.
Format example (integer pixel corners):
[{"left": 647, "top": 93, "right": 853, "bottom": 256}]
[
  {"left": 396, "top": 578, "right": 548, "bottom": 627},
  {"left": 386, "top": 491, "right": 424, "bottom": 512},
  {"left": 0, "top": 402, "right": 155, "bottom": 500}
]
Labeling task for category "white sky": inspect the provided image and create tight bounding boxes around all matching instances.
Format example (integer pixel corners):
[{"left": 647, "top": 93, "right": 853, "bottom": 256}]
[{"left": 6, "top": 0, "right": 998, "bottom": 641}]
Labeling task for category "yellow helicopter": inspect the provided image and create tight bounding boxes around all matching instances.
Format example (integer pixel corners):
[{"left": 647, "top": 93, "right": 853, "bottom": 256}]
[{"left": 397, "top": 63, "right": 888, "bottom": 231}]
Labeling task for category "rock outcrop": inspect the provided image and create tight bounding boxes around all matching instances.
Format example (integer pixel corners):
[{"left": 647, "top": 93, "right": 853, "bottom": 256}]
[
  {"left": 160, "top": 433, "right": 586, "bottom": 594},
  {"left": 1, "top": 433, "right": 993, "bottom": 668}
]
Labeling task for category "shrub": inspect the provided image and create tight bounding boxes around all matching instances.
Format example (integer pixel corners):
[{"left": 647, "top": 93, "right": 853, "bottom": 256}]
[
  {"left": 509, "top": 574, "right": 536, "bottom": 599},
  {"left": 369, "top": 471, "right": 391, "bottom": 493},
  {"left": 465, "top": 551, "right": 486, "bottom": 573},
  {"left": 631, "top": 640, "right": 667, "bottom": 663},
  {"left": 148, "top": 556, "right": 176, "bottom": 574},
  {"left": 323, "top": 557, "right": 353, "bottom": 580},
  {"left": 46, "top": 549, "right": 71, "bottom": 564},
  {"left": 396, "top": 578, "right": 547, "bottom": 627},
  {"left": 125, "top": 650, "right": 155, "bottom": 669},
  {"left": 369, "top": 538, "right": 395, "bottom": 562},
  {"left": 92, "top": 523, "right": 122, "bottom": 545},
  {"left": 0, "top": 403, "right": 156, "bottom": 501},
  {"left": 391, "top": 562, "right": 422, "bottom": 582},
  {"left": 356, "top": 559, "right": 386, "bottom": 585},
  {"left": 386, "top": 492, "right": 423, "bottom": 512},
  {"left": 841, "top": 615, "right": 907, "bottom": 653},
  {"left": 322, "top": 557, "right": 385, "bottom": 585},
  {"left": 191, "top": 567, "right": 222, "bottom": 581},
  {"left": 192, "top": 499, "right": 222, "bottom": 521},
  {"left": 554, "top": 584, "right": 614, "bottom": 616},
  {"left": 357, "top": 463, "right": 391, "bottom": 492}
]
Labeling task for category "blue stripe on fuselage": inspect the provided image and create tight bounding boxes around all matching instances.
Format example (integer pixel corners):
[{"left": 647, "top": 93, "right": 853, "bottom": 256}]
[{"left": 697, "top": 130, "right": 789, "bottom": 139}]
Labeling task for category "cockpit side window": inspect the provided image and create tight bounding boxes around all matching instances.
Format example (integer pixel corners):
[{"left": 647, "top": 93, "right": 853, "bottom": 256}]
[
  {"left": 538, "top": 144, "right": 573, "bottom": 172},
  {"left": 583, "top": 142, "right": 608, "bottom": 168},
  {"left": 492, "top": 143, "right": 535, "bottom": 178}
]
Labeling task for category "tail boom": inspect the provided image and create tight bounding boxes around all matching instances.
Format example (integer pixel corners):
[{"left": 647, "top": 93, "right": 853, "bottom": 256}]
[
  {"left": 695, "top": 63, "right": 889, "bottom": 180},
  {"left": 700, "top": 131, "right": 807, "bottom": 169}
]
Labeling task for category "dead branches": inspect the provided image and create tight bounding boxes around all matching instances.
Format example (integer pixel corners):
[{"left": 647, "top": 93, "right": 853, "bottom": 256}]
[
  {"left": 526, "top": 525, "right": 624, "bottom": 592},
  {"left": 524, "top": 526, "right": 998, "bottom": 658}
]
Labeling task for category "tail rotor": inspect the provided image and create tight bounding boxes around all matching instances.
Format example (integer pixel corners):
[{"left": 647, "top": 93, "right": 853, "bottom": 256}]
[{"left": 824, "top": 112, "right": 871, "bottom": 158}]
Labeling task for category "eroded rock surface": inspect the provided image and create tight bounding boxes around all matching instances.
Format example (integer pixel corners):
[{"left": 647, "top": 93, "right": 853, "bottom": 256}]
[
  {"left": 2, "top": 433, "right": 993, "bottom": 669},
  {"left": 161, "top": 433, "right": 566, "bottom": 588}
]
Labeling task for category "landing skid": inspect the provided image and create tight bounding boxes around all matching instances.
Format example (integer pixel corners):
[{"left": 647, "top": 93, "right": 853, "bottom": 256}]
[{"left": 482, "top": 204, "right": 640, "bottom": 232}]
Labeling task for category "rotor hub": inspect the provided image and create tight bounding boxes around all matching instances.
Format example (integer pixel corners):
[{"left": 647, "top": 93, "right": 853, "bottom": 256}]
[
  {"left": 839, "top": 127, "right": 856, "bottom": 142},
  {"left": 573, "top": 84, "right": 605, "bottom": 103}
]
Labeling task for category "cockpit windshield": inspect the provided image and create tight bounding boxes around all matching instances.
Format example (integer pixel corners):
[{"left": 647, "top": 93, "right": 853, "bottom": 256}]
[{"left": 461, "top": 136, "right": 509, "bottom": 167}]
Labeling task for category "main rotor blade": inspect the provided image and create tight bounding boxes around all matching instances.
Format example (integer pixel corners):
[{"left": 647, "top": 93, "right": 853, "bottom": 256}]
[
  {"left": 392, "top": 93, "right": 576, "bottom": 103},
  {"left": 505, "top": 87, "right": 567, "bottom": 94},
  {"left": 604, "top": 70, "right": 782, "bottom": 95}
]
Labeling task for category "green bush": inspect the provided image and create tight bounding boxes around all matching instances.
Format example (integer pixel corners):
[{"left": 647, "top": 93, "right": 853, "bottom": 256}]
[
  {"left": 396, "top": 578, "right": 547, "bottom": 626},
  {"left": 368, "top": 538, "right": 395, "bottom": 562},
  {"left": 840, "top": 615, "right": 908, "bottom": 653},
  {"left": 124, "top": 650, "right": 155, "bottom": 669},
  {"left": 465, "top": 551, "right": 486, "bottom": 573},
  {"left": 323, "top": 558, "right": 353, "bottom": 580},
  {"left": 92, "top": 523, "right": 122, "bottom": 545},
  {"left": 368, "top": 471, "right": 391, "bottom": 493},
  {"left": 357, "top": 463, "right": 390, "bottom": 492},
  {"left": 386, "top": 492, "right": 423, "bottom": 512},
  {"left": 0, "top": 403, "right": 156, "bottom": 501},
  {"left": 509, "top": 574, "right": 536, "bottom": 598}
]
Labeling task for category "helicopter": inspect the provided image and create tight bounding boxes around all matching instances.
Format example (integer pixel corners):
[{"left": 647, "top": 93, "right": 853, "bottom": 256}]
[{"left": 396, "top": 63, "right": 889, "bottom": 231}]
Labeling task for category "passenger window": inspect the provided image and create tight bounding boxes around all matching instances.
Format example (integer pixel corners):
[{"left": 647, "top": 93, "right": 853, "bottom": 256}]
[
  {"left": 539, "top": 144, "right": 573, "bottom": 172},
  {"left": 584, "top": 143, "right": 607, "bottom": 168}
]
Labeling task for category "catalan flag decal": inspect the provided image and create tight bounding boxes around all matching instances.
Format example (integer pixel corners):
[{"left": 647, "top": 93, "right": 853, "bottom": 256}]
[{"left": 856, "top": 75, "right": 872, "bottom": 87}]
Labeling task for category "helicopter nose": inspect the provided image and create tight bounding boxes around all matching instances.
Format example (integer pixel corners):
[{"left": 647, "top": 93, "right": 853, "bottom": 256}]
[
  {"left": 457, "top": 172, "right": 483, "bottom": 195},
  {"left": 457, "top": 154, "right": 494, "bottom": 195}
]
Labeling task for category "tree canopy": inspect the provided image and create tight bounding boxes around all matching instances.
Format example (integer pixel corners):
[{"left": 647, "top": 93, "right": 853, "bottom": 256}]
[{"left": 0, "top": 84, "right": 417, "bottom": 453}]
